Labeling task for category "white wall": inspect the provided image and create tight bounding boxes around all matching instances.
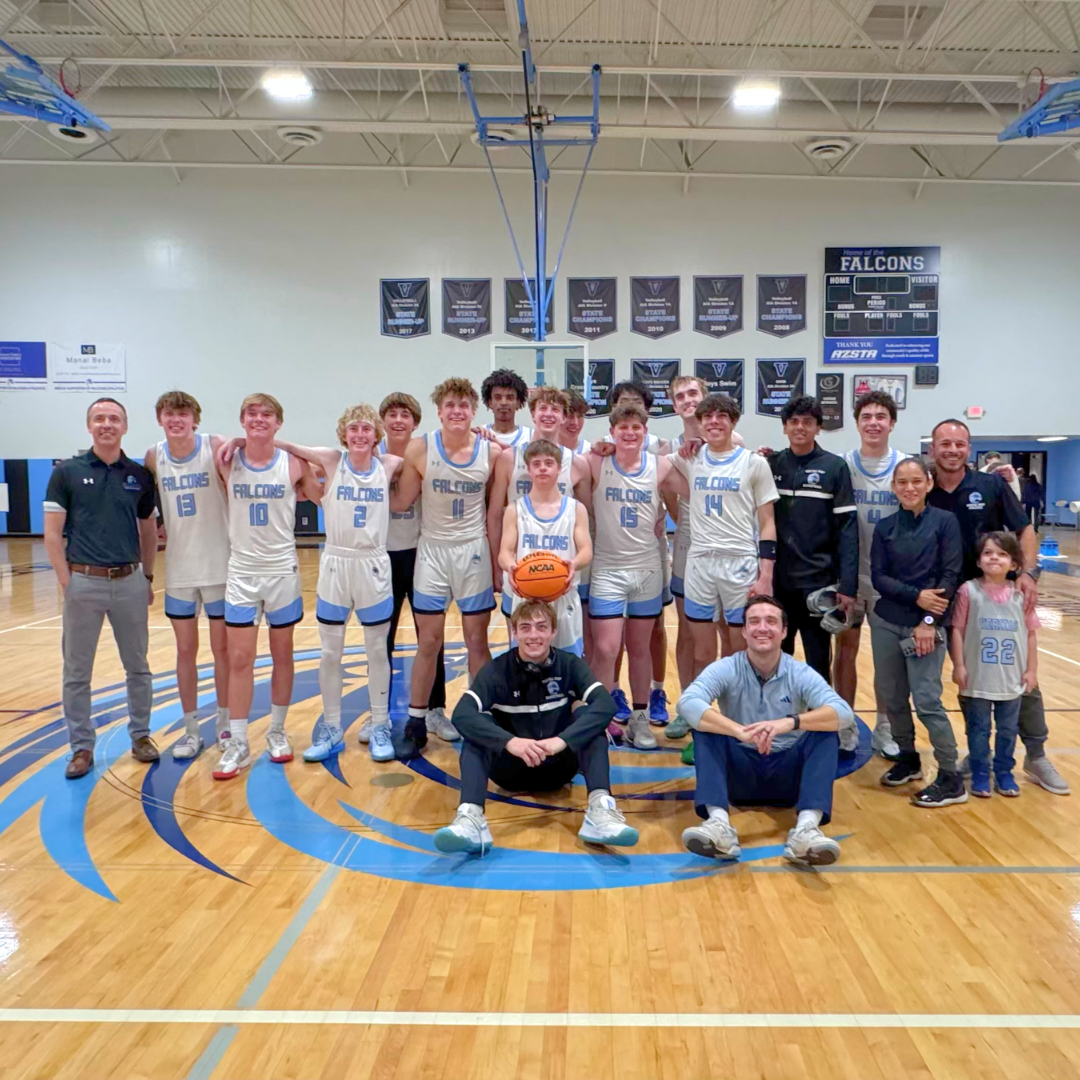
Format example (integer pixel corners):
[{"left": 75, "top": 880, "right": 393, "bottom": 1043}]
[{"left": 0, "top": 167, "right": 1078, "bottom": 459}]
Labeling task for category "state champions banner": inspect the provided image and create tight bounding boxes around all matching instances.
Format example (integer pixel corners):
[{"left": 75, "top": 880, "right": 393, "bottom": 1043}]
[
  {"left": 757, "top": 275, "right": 807, "bottom": 338},
  {"left": 631, "top": 359, "right": 679, "bottom": 417},
  {"left": 567, "top": 278, "right": 617, "bottom": 339},
  {"left": 694, "top": 359, "right": 744, "bottom": 411},
  {"left": 442, "top": 279, "right": 491, "bottom": 340},
  {"left": 505, "top": 278, "right": 554, "bottom": 340},
  {"left": 630, "top": 276, "right": 680, "bottom": 340},
  {"left": 380, "top": 278, "right": 430, "bottom": 338}
]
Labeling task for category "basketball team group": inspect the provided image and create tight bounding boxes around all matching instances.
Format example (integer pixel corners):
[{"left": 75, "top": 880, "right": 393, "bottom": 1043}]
[{"left": 42, "top": 368, "right": 1061, "bottom": 869}]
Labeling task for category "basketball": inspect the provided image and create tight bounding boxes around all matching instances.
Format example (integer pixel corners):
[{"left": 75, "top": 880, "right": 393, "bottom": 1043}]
[{"left": 512, "top": 552, "right": 571, "bottom": 600}]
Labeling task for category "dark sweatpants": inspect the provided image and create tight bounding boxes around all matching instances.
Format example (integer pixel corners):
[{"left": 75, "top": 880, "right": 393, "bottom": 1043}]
[
  {"left": 388, "top": 547, "right": 445, "bottom": 710},
  {"left": 774, "top": 584, "right": 832, "bottom": 684},
  {"left": 459, "top": 734, "right": 611, "bottom": 808},
  {"left": 1019, "top": 685, "right": 1048, "bottom": 759},
  {"left": 692, "top": 728, "right": 839, "bottom": 825}
]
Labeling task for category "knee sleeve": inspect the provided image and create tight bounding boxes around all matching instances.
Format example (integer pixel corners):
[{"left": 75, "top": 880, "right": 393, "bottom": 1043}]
[
  {"left": 318, "top": 623, "right": 347, "bottom": 725},
  {"left": 363, "top": 624, "right": 391, "bottom": 723}
]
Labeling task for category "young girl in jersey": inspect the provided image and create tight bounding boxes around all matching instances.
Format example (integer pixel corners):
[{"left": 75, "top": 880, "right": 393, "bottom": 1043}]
[{"left": 949, "top": 531, "right": 1038, "bottom": 797}]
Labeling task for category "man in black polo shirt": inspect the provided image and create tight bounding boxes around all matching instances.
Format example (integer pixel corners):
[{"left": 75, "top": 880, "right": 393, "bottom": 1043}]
[
  {"left": 767, "top": 396, "right": 859, "bottom": 685},
  {"left": 43, "top": 398, "right": 161, "bottom": 779},
  {"left": 928, "top": 418, "right": 1068, "bottom": 795}
]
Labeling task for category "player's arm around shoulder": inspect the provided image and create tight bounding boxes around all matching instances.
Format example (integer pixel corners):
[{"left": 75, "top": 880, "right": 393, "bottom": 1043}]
[
  {"left": 657, "top": 454, "right": 688, "bottom": 498},
  {"left": 143, "top": 445, "right": 157, "bottom": 476},
  {"left": 390, "top": 438, "right": 425, "bottom": 512},
  {"left": 289, "top": 452, "right": 323, "bottom": 504},
  {"left": 277, "top": 439, "right": 341, "bottom": 476},
  {"left": 571, "top": 501, "right": 592, "bottom": 571},
  {"left": 381, "top": 453, "right": 404, "bottom": 484}
]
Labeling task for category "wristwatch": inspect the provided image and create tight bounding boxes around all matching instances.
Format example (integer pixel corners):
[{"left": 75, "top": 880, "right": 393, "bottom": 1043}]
[
  {"left": 1024, "top": 566, "right": 1042, "bottom": 582},
  {"left": 923, "top": 614, "right": 935, "bottom": 625}
]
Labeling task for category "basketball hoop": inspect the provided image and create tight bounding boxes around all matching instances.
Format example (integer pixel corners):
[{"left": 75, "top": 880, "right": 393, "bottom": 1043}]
[{"left": 59, "top": 57, "right": 81, "bottom": 98}]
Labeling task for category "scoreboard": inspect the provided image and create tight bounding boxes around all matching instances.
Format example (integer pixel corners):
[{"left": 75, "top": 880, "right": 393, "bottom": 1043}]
[{"left": 823, "top": 246, "right": 940, "bottom": 364}]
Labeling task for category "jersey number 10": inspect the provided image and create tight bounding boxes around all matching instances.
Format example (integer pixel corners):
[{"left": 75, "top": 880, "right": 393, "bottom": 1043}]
[{"left": 249, "top": 502, "right": 269, "bottom": 527}]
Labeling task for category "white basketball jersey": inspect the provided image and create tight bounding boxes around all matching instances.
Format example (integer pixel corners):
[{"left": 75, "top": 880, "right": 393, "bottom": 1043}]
[
  {"left": 670, "top": 433, "right": 691, "bottom": 538},
  {"left": 574, "top": 436, "right": 592, "bottom": 456},
  {"left": 844, "top": 447, "right": 907, "bottom": 600},
  {"left": 422, "top": 432, "right": 491, "bottom": 543},
  {"left": 322, "top": 452, "right": 390, "bottom": 551},
  {"left": 155, "top": 435, "right": 229, "bottom": 589},
  {"left": 379, "top": 437, "right": 421, "bottom": 551},
  {"left": 485, "top": 424, "right": 531, "bottom": 448},
  {"left": 599, "top": 431, "right": 662, "bottom": 455},
  {"left": 227, "top": 449, "right": 297, "bottom": 576},
  {"left": 593, "top": 452, "right": 661, "bottom": 572},
  {"left": 509, "top": 442, "right": 574, "bottom": 502},
  {"left": 515, "top": 496, "right": 578, "bottom": 582},
  {"left": 680, "top": 445, "right": 778, "bottom": 559}
]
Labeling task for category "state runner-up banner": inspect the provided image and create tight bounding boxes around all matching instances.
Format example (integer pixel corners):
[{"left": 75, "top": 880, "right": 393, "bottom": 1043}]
[
  {"left": 694, "top": 359, "right": 744, "bottom": 411},
  {"left": 631, "top": 359, "right": 680, "bottom": 417},
  {"left": 756, "top": 359, "right": 805, "bottom": 418},
  {"left": 565, "top": 359, "right": 614, "bottom": 418},
  {"left": 380, "top": 278, "right": 430, "bottom": 338},
  {"left": 630, "top": 276, "right": 680, "bottom": 340},
  {"left": 757, "top": 275, "right": 807, "bottom": 338},
  {"left": 816, "top": 372, "right": 845, "bottom": 431},
  {"left": 49, "top": 343, "right": 126, "bottom": 393},
  {"left": 693, "top": 276, "right": 743, "bottom": 338},
  {"left": 505, "top": 279, "right": 554, "bottom": 340},
  {"left": 567, "top": 277, "right": 617, "bottom": 339},
  {"left": 0, "top": 341, "right": 47, "bottom": 391},
  {"left": 442, "top": 278, "right": 491, "bottom": 340}
]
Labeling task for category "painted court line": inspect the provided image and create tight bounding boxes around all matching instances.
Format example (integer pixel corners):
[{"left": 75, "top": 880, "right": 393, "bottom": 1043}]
[
  {"left": 1039, "top": 647, "right": 1080, "bottom": 669},
  {"left": 5, "top": 1009, "right": 1080, "bottom": 1029}
]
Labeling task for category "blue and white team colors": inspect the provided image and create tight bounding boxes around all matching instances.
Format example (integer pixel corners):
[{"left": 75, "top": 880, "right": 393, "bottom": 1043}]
[
  {"left": 501, "top": 496, "right": 584, "bottom": 656},
  {"left": 414, "top": 433, "right": 496, "bottom": 614},
  {"left": 673, "top": 446, "right": 778, "bottom": 625},
  {"left": 844, "top": 448, "right": 905, "bottom": 613},
  {"left": 590, "top": 452, "right": 664, "bottom": 619},
  {"left": 378, "top": 437, "right": 422, "bottom": 552},
  {"left": 508, "top": 443, "right": 573, "bottom": 502},
  {"left": 224, "top": 449, "right": 302, "bottom": 627},
  {"left": 485, "top": 424, "right": 531, "bottom": 448},
  {"left": 669, "top": 433, "right": 692, "bottom": 599},
  {"left": 316, "top": 454, "right": 394, "bottom": 626},
  {"left": 155, "top": 435, "right": 230, "bottom": 619}
]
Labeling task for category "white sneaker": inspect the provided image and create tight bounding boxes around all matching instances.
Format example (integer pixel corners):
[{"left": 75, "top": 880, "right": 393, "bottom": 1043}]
[
  {"left": 682, "top": 818, "right": 741, "bottom": 861},
  {"left": 578, "top": 792, "right": 638, "bottom": 846},
  {"left": 266, "top": 729, "right": 293, "bottom": 763},
  {"left": 838, "top": 721, "right": 858, "bottom": 753},
  {"left": 356, "top": 718, "right": 374, "bottom": 744},
  {"left": 212, "top": 739, "right": 252, "bottom": 780},
  {"left": 626, "top": 710, "right": 657, "bottom": 750},
  {"left": 171, "top": 734, "right": 203, "bottom": 760},
  {"left": 871, "top": 719, "right": 901, "bottom": 759},
  {"left": 426, "top": 707, "right": 460, "bottom": 742},
  {"left": 433, "top": 803, "right": 492, "bottom": 855},
  {"left": 783, "top": 823, "right": 841, "bottom": 867}
]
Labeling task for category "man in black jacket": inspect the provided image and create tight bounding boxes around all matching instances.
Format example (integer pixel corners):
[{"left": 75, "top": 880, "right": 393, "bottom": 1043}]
[
  {"left": 435, "top": 599, "right": 639, "bottom": 854},
  {"left": 767, "top": 396, "right": 859, "bottom": 684}
]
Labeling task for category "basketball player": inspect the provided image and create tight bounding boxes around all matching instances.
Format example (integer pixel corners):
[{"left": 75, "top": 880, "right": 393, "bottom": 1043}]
[
  {"left": 589, "top": 403, "right": 682, "bottom": 749},
  {"left": 836, "top": 391, "right": 906, "bottom": 759},
  {"left": 213, "top": 394, "right": 318, "bottom": 780},
  {"left": 670, "top": 394, "right": 779, "bottom": 672},
  {"left": 268, "top": 406, "right": 402, "bottom": 764},
  {"left": 480, "top": 368, "right": 531, "bottom": 446},
  {"left": 144, "top": 392, "right": 231, "bottom": 760},
  {"left": 559, "top": 389, "right": 594, "bottom": 660},
  {"left": 498, "top": 439, "right": 591, "bottom": 656},
  {"left": 391, "top": 378, "right": 505, "bottom": 760},
  {"left": 377, "top": 393, "right": 452, "bottom": 744}
]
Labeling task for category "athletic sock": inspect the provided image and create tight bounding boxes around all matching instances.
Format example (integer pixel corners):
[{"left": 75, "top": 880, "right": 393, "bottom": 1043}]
[
  {"left": 231, "top": 718, "right": 249, "bottom": 745},
  {"left": 408, "top": 707, "right": 427, "bottom": 724},
  {"left": 216, "top": 707, "right": 230, "bottom": 740},
  {"left": 270, "top": 703, "right": 289, "bottom": 733},
  {"left": 705, "top": 806, "right": 731, "bottom": 827},
  {"left": 797, "top": 809, "right": 823, "bottom": 830},
  {"left": 182, "top": 711, "right": 199, "bottom": 738},
  {"left": 650, "top": 680, "right": 664, "bottom": 692},
  {"left": 632, "top": 702, "right": 647, "bottom": 712}
]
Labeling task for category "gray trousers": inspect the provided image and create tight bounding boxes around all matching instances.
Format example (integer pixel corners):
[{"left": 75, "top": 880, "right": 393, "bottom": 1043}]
[
  {"left": 62, "top": 571, "right": 152, "bottom": 753},
  {"left": 869, "top": 613, "right": 957, "bottom": 770},
  {"left": 1019, "top": 686, "right": 1048, "bottom": 759}
]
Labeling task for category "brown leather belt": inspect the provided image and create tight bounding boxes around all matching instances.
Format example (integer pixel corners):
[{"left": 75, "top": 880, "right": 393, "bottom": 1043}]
[{"left": 69, "top": 562, "right": 138, "bottom": 579}]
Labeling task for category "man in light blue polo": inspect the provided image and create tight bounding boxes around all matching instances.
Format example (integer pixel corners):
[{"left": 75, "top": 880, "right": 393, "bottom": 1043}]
[{"left": 677, "top": 594, "right": 854, "bottom": 867}]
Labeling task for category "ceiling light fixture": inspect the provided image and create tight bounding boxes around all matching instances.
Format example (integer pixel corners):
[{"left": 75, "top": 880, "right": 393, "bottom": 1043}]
[
  {"left": 734, "top": 78, "right": 780, "bottom": 110},
  {"left": 262, "top": 70, "right": 313, "bottom": 101},
  {"left": 1037, "top": 435, "right": 1068, "bottom": 442}
]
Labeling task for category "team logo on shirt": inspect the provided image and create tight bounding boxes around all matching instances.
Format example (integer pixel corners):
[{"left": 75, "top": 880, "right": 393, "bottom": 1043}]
[
  {"left": 805, "top": 470, "right": 823, "bottom": 486},
  {"left": 544, "top": 678, "right": 562, "bottom": 698},
  {"left": 124, "top": 475, "right": 141, "bottom": 491},
  {"left": 967, "top": 491, "right": 985, "bottom": 510},
  {"left": 82, "top": 477, "right": 94, "bottom": 485}
]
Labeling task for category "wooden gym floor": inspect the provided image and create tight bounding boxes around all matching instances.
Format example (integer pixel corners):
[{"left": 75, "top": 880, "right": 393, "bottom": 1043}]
[{"left": 3, "top": 533, "right": 1080, "bottom": 1080}]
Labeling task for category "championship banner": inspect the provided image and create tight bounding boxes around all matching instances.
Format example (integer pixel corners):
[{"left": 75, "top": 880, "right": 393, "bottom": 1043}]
[
  {"left": 756, "top": 359, "right": 805, "bottom": 418},
  {"left": 630, "top": 359, "right": 680, "bottom": 417},
  {"left": 565, "top": 359, "right": 614, "bottom": 418},
  {"left": 505, "top": 278, "right": 554, "bottom": 340},
  {"left": 380, "top": 278, "right": 430, "bottom": 338},
  {"left": 852, "top": 373, "right": 908, "bottom": 410},
  {"left": 630, "top": 276, "right": 680, "bottom": 340},
  {"left": 694, "top": 359, "right": 744, "bottom": 411},
  {"left": 567, "top": 278, "right": 617, "bottom": 339},
  {"left": 442, "top": 278, "right": 491, "bottom": 340},
  {"left": 693, "top": 276, "right": 743, "bottom": 338},
  {"left": 757, "top": 275, "right": 807, "bottom": 338},
  {"left": 816, "top": 372, "right": 845, "bottom": 431},
  {"left": 823, "top": 246, "right": 940, "bottom": 364}
]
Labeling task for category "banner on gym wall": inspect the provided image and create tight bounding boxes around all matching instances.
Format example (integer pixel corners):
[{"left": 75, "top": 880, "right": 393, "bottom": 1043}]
[
  {"left": 757, "top": 275, "right": 806, "bottom": 338},
  {"left": 566, "top": 359, "right": 614, "bottom": 417},
  {"left": 693, "top": 276, "right": 743, "bottom": 338},
  {"left": 630, "top": 276, "right": 680, "bottom": 340},
  {"left": 567, "top": 278, "right": 617, "bottom": 339},
  {"left": 49, "top": 342, "right": 126, "bottom": 393},
  {"left": 816, "top": 372, "right": 845, "bottom": 431},
  {"left": 631, "top": 359, "right": 679, "bottom": 417},
  {"left": 852, "top": 373, "right": 908, "bottom": 410},
  {"left": 756, "top": 359, "right": 805, "bottom": 417},
  {"left": 442, "top": 278, "right": 491, "bottom": 340},
  {"left": 505, "top": 278, "right": 554, "bottom": 340},
  {"left": 823, "top": 246, "right": 940, "bottom": 364},
  {"left": 694, "top": 359, "right": 744, "bottom": 411},
  {"left": 0, "top": 342, "right": 47, "bottom": 391},
  {"left": 380, "top": 278, "right": 430, "bottom": 338}
]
